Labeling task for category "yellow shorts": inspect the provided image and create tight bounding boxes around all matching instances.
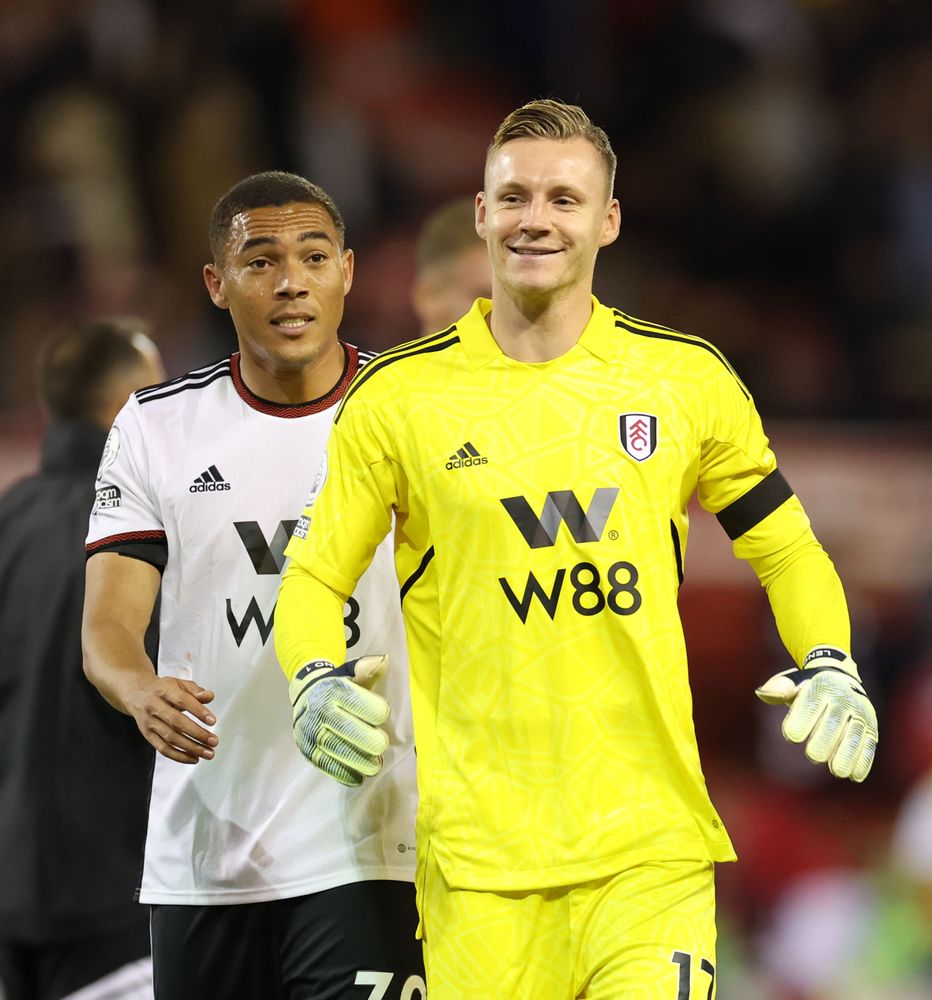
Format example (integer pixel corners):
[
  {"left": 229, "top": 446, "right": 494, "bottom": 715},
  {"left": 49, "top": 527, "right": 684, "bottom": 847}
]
[{"left": 420, "top": 855, "right": 717, "bottom": 999}]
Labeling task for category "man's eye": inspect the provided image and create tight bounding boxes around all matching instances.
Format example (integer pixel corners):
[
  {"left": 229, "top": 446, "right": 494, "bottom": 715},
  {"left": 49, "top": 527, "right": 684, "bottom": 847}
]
[
  {"left": 307, "top": 252, "right": 327, "bottom": 264},
  {"left": 248, "top": 259, "right": 270, "bottom": 269}
]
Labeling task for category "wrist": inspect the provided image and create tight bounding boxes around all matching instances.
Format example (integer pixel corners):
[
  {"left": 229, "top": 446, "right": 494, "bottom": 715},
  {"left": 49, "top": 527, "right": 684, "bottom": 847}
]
[
  {"left": 802, "top": 645, "right": 859, "bottom": 679},
  {"left": 288, "top": 659, "right": 336, "bottom": 704}
]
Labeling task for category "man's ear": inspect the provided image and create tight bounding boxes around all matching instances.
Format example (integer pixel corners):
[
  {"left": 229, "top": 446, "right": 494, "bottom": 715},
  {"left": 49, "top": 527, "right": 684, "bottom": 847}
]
[
  {"left": 341, "top": 248, "right": 355, "bottom": 295},
  {"left": 203, "top": 263, "right": 228, "bottom": 309},
  {"left": 599, "top": 198, "right": 621, "bottom": 248},
  {"left": 475, "top": 192, "right": 487, "bottom": 240}
]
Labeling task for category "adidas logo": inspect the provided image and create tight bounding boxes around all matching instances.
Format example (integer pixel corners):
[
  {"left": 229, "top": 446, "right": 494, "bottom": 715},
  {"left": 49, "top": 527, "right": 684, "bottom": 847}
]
[
  {"left": 189, "top": 465, "right": 232, "bottom": 493},
  {"left": 445, "top": 442, "right": 488, "bottom": 470}
]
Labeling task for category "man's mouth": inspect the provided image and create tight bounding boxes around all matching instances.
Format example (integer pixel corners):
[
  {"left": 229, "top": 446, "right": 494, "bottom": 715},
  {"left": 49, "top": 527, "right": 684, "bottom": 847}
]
[
  {"left": 271, "top": 315, "right": 313, "bottom": 330},
  {"left": 509, "top": 246, "right": 559, "bottom": 256}
]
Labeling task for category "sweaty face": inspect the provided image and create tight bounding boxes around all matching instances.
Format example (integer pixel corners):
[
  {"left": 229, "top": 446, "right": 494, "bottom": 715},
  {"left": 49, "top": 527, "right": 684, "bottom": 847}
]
[
  {"left": 204, "top": 202, "right": 353, "bottom": 372},
  {"left": 477, "top": 137, "right": 619, "bottom": 302}
]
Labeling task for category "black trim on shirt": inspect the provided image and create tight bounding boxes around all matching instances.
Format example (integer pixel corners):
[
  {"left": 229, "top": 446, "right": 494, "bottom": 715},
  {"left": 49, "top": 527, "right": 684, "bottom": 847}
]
[
  {"left": 86, "top": 531, "right": 168, "bottom": 568},
  {"left": 136, "top": 359, "right": 231, "bottom": 404},
  {"left": 613, "top": 313, "right": 750, "bottom": 401},
  {"left": 137, "top": 367, "right": 232, "bottom": 405},
  {"left": 399, "top": 546, "right": 434, "bottom": 604},
  {"left": 715, "top": 469, "right": 794, "bottom": 540},
  {"left": 116, "top": 544, "right": 169, "bottom": 572},
  {"left": 670, "top": 520, "right": 684, "bottom": 586},
  {"left": 334, "top": 332, "right": 460, "bottom": 425}
]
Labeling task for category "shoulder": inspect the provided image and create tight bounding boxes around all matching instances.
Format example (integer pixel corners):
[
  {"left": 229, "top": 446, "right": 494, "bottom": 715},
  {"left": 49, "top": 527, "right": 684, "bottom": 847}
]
[
  {"left": 335, "top": 325, "right": 462, "bottom": 424},
  {"left": 134, "top": 357, "right": 233, "bottom": 408},
  {"left": 612, "top": 308, "right": 750, "bottom": 399}
]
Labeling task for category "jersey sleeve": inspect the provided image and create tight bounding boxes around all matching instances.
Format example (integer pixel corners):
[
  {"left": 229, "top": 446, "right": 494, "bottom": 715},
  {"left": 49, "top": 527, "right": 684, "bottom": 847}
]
[
  {"left": 277, "top": 390, "right": 398, "bottom": 679},
  {"left": 696, "top": 362, "right": 793, "bottom": 529},
  {"left": 697, "top": 360, "right": 851, "bottom": 665},
  {"left": 85, "top": 397, "right": 168, "bottom": 568}
]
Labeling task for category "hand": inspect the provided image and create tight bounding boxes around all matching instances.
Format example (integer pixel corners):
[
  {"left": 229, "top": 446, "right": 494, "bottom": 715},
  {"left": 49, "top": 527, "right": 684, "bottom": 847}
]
[
  {"left": 755, "top": 647, "right": 878, "bottom": 782},
  {"left": 127, "top": 676, "right": 218, "bottom": 764},
  {"left": 289, "top": 655, "right": 390, "bottom": 787}
]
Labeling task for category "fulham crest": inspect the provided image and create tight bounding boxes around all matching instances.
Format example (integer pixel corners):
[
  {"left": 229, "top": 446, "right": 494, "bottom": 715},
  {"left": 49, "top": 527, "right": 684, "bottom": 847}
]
[{"left": 619, "top": 413, "right": 658, "bottom": 462}]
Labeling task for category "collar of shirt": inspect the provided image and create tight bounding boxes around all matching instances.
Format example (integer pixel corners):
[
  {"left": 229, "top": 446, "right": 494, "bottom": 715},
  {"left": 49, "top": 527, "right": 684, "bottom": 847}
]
[
  {"left": 456, "top": 296, "right": 623, "bottom": 371},
  {"left": 41, "top": 420, "right": 108, "bottom": 475}
]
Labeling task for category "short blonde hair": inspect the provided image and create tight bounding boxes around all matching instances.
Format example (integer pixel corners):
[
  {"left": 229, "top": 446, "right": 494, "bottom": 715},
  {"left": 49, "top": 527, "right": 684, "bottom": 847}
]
[{"left": 487, "top": 99, "right": 617, "bottom": 194}]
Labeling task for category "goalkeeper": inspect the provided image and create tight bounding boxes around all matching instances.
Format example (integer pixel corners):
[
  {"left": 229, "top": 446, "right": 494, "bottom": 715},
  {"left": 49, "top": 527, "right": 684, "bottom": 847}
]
[{"left": 276, "top": 98, "right": 877, "bottom": 999}]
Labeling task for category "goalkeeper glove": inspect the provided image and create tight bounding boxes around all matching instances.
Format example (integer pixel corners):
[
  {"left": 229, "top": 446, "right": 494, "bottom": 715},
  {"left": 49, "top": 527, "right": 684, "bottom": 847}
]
[
  {"left": 289, "top": 655, "right": 390, "bottom": 787},
  {"left": 755, "top": 646, "right": 878, "bottom": 783}
]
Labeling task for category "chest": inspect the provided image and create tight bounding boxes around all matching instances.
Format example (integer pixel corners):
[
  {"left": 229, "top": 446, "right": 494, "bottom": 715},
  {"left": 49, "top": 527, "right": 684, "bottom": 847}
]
[
  {"left": 398, "top": 368, "right": 701, "bottom": 540},
  {"left": 154, "top": 413, "right": 329, "bottom": 575}
]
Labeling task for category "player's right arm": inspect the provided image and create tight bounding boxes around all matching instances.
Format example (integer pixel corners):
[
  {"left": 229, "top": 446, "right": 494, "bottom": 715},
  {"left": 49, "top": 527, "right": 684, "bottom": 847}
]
[
  {"left": 82, "top": 398, "right": 217, "bottom": 764},
  {"left": 275, "top": 381, "right": 399, "bottom": 785},
  {"left": 276, "top": 385, "right": 398, "bottom": 682},
  {"left": 83, "top": 553, "right": 218, "bottom": 764}
]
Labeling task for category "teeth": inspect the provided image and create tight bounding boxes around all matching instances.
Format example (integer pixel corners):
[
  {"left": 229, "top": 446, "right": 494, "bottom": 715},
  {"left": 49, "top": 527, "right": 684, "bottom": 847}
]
[{"left": 276, "top": 318, "right": 309, "bottom": 328}]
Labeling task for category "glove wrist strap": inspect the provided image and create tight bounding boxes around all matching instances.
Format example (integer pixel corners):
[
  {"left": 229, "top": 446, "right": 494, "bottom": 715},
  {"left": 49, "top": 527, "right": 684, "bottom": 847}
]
[
  {"left": 802, "top": 645, "right": 859, "bottom": 680},
  {"left": 289, "top": 659, "right": 336, "bottom": 706}
]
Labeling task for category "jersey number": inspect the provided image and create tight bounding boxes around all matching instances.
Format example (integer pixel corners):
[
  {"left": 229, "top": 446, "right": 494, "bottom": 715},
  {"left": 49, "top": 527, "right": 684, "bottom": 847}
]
[
  {"left": 354, "top": 971, "right": 426, "bottom": 1000},
  {"left": 671, "top": 951, "right": 715, "bottom": 1000}
]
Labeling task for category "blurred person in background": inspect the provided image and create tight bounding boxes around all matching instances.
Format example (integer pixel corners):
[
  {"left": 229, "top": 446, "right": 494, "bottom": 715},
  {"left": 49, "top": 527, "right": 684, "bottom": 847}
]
[
  {"left": 81, "top": 172, "right": 422, "bottom": 1000},
  {"left": 276, "top": 98, "right": 879, "bottom": 998},
  {"left": 0, "top": 319, "right": 164, "bottom": 1000},
  {"left": 757, "top": 768, "right": 932, "bottom": 999},
  {"left": 411, "top": 196, "right": 491, "bottom": 336}
]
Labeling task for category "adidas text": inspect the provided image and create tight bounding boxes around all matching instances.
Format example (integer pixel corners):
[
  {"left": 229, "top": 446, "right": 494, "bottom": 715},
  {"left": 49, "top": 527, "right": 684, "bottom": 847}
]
[
  {"left": 190, "top": 481, "right": 231, "bottom": 493},
  {"left": 446, "top": 456, "right": 488, "bottom": 470}
]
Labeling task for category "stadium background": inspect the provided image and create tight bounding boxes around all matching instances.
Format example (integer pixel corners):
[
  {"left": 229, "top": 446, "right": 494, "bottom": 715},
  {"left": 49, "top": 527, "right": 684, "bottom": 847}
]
[{"left": 0, "top": 1, "right": 930, "bottom": 996}]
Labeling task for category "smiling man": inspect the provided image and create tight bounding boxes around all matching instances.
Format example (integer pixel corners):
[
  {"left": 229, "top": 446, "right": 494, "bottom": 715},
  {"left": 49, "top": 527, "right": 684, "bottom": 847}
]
[
  {"left": 275, "top": 102, "right": 876, "bottom": 998},
  {"left": 81, "top": 173, "right": 422, "bottom": 1000}
]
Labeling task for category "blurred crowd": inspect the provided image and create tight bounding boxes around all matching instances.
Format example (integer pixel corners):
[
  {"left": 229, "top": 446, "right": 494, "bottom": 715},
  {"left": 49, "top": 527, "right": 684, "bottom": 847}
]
[{"left": 0, "top": 0, "right": 930, "bottom": 997}]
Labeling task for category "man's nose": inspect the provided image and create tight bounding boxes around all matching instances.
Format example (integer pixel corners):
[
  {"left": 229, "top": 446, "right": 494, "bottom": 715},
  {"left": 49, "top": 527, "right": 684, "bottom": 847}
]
[
  {"left": 274, "top": 259, "right": 309, "bottom": 298},
  {"left": 520, "top": 197, "right": 551, "bottom": 234}
]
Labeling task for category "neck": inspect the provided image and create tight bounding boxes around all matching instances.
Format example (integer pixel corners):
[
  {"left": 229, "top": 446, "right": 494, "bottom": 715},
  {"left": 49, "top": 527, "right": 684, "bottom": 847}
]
[
  {"left": 487, "top": 282, "right": 595, "bottom": 362},
  {"left": 237, "top": 341, "right": 346, "bottom": 404}
]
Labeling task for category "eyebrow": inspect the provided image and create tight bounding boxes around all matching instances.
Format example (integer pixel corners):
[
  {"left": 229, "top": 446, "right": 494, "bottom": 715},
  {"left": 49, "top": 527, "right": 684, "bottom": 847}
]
[
  {"left": 495, "top": 181, "right": 585, "bottom": 197},
  {"left": 238, "top": 230, "right": 335, "bottom": 252}
]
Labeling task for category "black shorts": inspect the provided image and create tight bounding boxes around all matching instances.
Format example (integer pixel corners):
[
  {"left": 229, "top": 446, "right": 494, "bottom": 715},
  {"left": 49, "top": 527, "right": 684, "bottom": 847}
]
[{"left": 150, "top": 880, "right": 424, "bottom": 1000}]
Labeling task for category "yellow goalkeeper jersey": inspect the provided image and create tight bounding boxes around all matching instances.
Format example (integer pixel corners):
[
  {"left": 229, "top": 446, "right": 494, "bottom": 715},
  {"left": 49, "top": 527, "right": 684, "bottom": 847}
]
[{"left": 281, "top": 297, "right": 847, "bottom": 891}]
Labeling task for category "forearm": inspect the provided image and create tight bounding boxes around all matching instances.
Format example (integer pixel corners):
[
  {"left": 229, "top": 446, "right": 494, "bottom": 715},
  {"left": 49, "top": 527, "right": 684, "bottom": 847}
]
[
  {"left": 82, "top": 551, "right": 162, "bottom": 714},
  {"left": 82, "top": 616, "right": 158, "bottom": 715},
  {"left": 738, "top": 503, "right": 851, "bottom": 664},
  {"left": 275, "top": 558, "right": 352, "bottom": 680}
]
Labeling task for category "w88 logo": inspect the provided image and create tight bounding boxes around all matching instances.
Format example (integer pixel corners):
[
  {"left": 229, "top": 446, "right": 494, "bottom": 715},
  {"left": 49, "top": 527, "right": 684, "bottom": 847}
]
[{"left": 498, "top": 560, "right": 642, "bottom": 624}]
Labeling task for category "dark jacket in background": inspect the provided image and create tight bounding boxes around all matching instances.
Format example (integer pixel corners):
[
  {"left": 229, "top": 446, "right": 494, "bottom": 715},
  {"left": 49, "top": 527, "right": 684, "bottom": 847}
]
[{"left": 0, "top": 420, "right": 153, "bottom": 943}]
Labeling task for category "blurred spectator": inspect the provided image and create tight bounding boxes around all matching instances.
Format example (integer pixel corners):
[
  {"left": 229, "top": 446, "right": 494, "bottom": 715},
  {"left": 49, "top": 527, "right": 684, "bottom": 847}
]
[
  {"left": 411, "top": 196, "right": 491, "bottom": 335},
  {"left": 756, "top": 769, "right": 932, "bottom": 999},
  {"left": 0, "top": 319, "right": 163, "bottom": 1000}
]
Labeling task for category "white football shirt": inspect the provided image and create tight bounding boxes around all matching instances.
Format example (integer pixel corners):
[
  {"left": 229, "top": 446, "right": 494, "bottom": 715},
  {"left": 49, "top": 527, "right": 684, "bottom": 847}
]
[{"left": 86, "top": 347, "right": 417, "bottom": 905}]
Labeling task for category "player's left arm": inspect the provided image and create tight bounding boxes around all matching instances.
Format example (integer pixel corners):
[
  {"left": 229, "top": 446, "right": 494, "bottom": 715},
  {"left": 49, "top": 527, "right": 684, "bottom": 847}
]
[{"left": 698, "top": 365, "right": 877, "bottom": 782}]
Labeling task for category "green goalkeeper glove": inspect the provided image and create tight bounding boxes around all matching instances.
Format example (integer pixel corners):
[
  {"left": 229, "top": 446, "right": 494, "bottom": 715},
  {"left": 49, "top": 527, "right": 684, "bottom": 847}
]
[
  {"left": 289, "top": 655, "right": 390, "bottom": 787},
  {"left": 755, "top": 646, "right": 878, "bottom": 782}
]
